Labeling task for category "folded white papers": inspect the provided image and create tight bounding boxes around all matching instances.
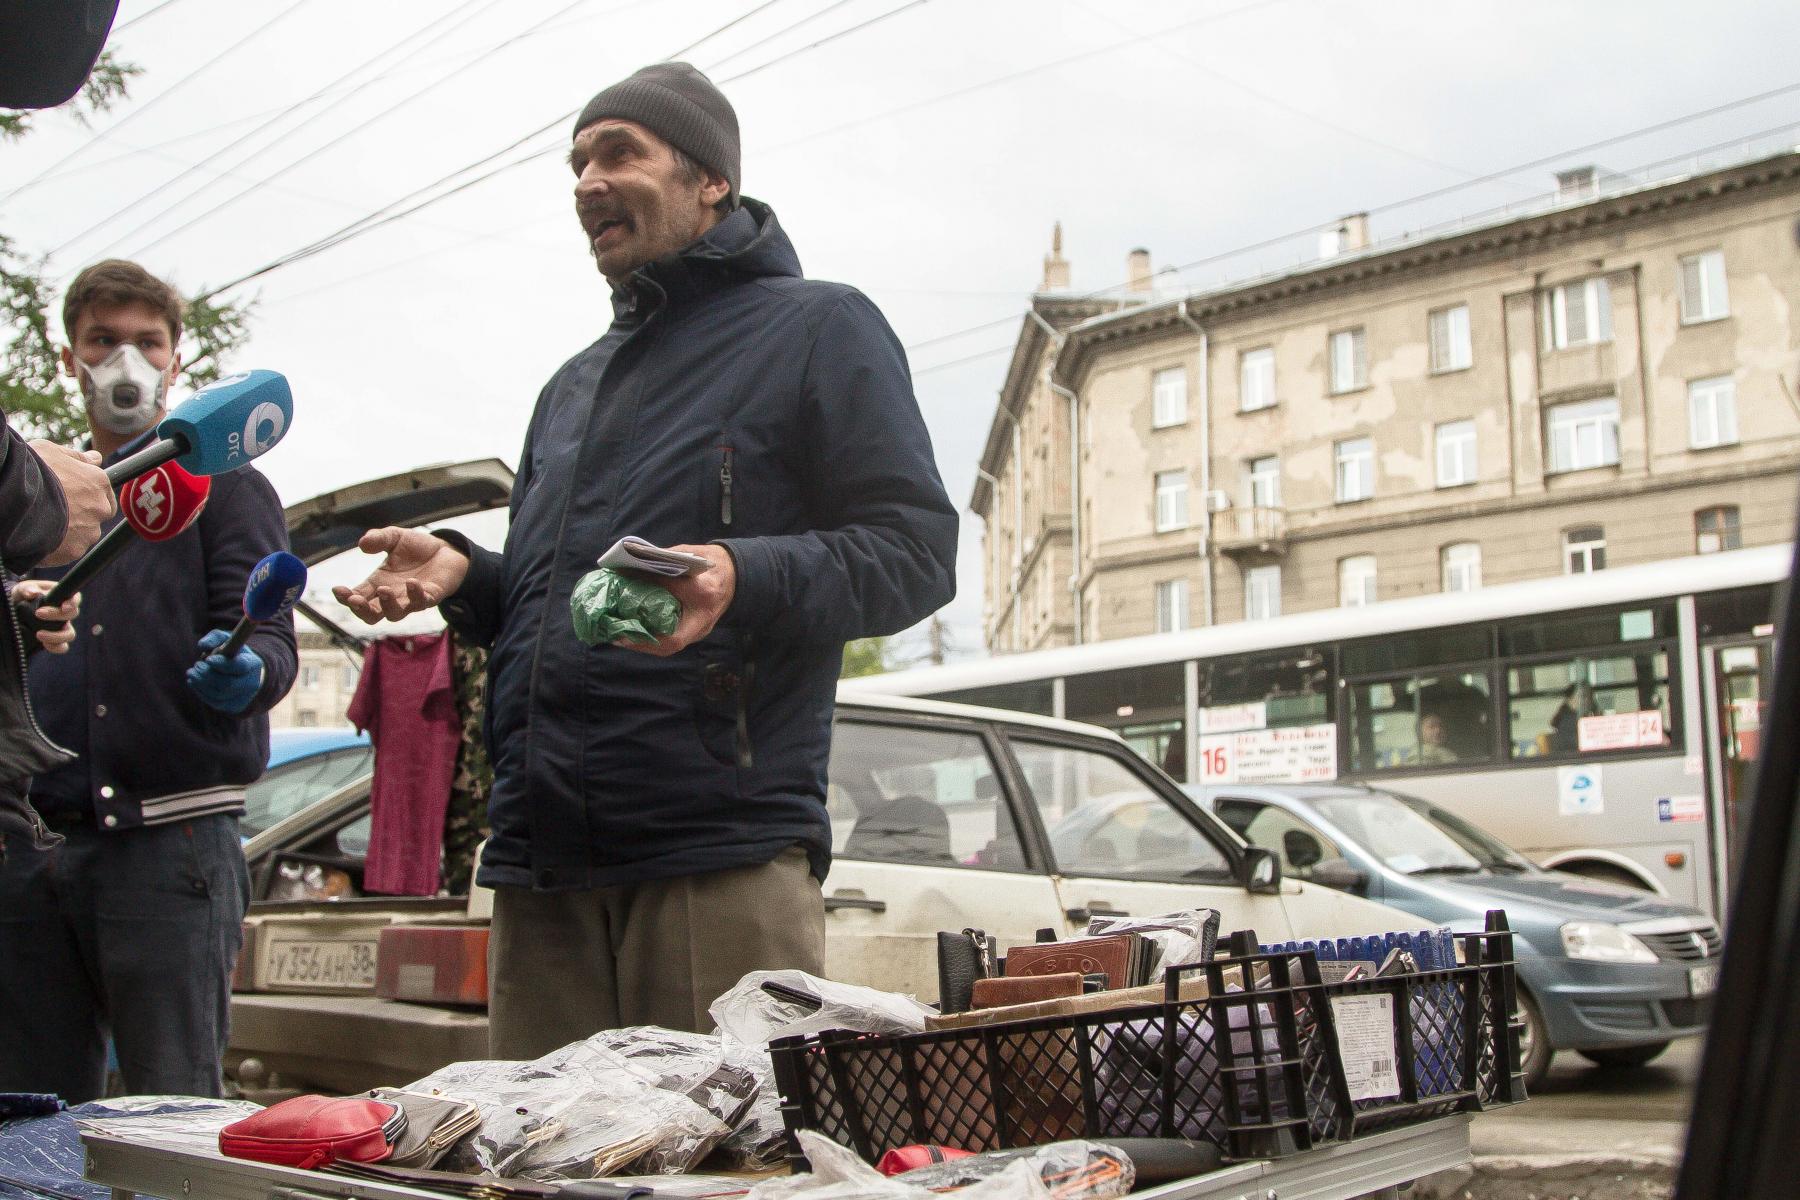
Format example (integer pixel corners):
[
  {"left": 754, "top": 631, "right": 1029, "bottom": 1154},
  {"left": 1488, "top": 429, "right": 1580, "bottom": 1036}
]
[{"left": 596, "top": 536, "right": 713, "bottom": 578}]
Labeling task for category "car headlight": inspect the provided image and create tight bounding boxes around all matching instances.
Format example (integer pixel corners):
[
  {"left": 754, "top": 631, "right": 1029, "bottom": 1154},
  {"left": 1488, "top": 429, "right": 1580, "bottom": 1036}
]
[{"left": 1560, "top": 921, "right": 1658, "bottom": 964}]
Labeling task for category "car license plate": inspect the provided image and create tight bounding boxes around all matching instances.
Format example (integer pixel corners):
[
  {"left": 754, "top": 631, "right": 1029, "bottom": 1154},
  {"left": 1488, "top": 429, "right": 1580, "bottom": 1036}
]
[
  {"left": 1689, "top": 963, "right": 1719, "bottom": 997},
  {"left": 264, "top": 937, "right": 379, "bottom": 990}
]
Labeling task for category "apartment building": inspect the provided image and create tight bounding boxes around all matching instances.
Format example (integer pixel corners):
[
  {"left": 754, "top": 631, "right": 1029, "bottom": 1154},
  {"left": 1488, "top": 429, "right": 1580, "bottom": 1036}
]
[
  {"left": 267, "top": 629, "right": 361, "bottom": 728},
  {"left": 975, "top": 149, "right": 1800, "bottom": 652}
]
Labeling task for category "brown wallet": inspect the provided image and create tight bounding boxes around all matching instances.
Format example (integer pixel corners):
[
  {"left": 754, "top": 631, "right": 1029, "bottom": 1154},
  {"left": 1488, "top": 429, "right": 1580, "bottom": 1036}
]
[{"left": 969, "top": 972, "right": 1084, "bottom": 1010}]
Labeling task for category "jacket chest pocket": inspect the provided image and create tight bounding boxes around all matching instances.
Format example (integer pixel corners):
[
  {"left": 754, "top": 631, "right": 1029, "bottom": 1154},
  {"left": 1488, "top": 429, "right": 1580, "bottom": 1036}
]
[{"left": 699, "top": 444, "right": 737, "bottom": 537}]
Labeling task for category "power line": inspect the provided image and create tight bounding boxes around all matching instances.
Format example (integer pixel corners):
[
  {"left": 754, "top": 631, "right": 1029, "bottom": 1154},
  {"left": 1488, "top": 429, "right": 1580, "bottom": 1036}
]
[
  {"left": 196, "top": 0, "right": 1263, "bottom": 301},
  {"left": 901, "top": 86, "right": 1800, "bottom": 357},
  {"left": 120, "top": 0, "right": 599, "bottom": 261},
  {"left": 2, "top": 2, "right": 320, "bottom": 204},
  {"left": 196, "top": 0, "right": 913, "bottom": 300},
  {"left": 700, "top": 0, "right": 865, "bottom": 75},
  {"left": 1070, "top": 0, "right": 1524, "bottom": 192},
  {"left": 111, "top": 0, "right": 187, "bottom": 35},
  {"left": 52, "top": 0, "right": 505, "bottom": 260}
]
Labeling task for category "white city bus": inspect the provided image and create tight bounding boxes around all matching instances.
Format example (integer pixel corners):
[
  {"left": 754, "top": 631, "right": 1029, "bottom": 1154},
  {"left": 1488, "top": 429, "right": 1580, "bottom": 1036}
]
[{"left": 851, "top": 545, "right": 1786, "bottom": 917}]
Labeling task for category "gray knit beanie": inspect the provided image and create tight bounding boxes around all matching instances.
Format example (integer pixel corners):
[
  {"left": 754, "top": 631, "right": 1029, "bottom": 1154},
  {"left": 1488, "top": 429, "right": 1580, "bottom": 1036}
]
[{"left": 573, "top": 62, "right": 741, "bottom": 205}]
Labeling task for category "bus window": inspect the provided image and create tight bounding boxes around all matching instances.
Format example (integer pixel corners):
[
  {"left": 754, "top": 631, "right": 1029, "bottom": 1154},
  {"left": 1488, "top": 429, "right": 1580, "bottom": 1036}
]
[
  {"left": 1347, "top": 669, "right": 1495, "bottom": 771},
  {"left": 1198, "top": 647, "right": 1335, "bottom": 730},
  {"left": 1696, "top": 585, "right": 1778, "bottom": 640},
  {"left": 1064, "top": 663, "right": 1187, "bottom": 776},
  {"left": 933, "top": 679, "right": 1056, "bottom": 717},
  {"left": 1507, "top": 650, "right": 1675, "bottom": 759}
]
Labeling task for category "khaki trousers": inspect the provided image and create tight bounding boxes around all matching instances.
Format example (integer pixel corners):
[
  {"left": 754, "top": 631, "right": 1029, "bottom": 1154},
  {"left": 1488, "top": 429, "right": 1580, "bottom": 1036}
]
[{"left": 487, "top": 846, "right": 825, "bottom": 1058}]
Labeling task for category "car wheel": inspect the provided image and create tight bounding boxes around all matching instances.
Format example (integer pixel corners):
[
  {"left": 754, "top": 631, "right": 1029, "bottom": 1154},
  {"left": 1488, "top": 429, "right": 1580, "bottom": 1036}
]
[
  {"left": 1578, "top": 1042, "right": 1670, "bottom": 1070},
  {"left": 1516, "top": 987, "right": 1554, "bottom": 1092}
]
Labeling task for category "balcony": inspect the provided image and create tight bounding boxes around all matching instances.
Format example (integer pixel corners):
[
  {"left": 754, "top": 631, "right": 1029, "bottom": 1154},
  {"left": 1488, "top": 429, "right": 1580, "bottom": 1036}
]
[{"left": 1212, "top": 506, "right": 1288, "bottom": 557}]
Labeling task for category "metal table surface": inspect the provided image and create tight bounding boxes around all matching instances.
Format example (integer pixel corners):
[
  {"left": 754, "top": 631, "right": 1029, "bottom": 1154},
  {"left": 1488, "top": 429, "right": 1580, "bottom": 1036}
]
[{"left": 81, "top": 1115, "right": 1471, "bottom": 1200}]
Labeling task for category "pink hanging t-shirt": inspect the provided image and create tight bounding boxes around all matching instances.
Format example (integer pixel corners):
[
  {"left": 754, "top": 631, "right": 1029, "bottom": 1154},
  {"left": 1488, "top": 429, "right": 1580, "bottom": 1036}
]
[{"left": 347, "top": 631, "right": 460, "bottom": 896}]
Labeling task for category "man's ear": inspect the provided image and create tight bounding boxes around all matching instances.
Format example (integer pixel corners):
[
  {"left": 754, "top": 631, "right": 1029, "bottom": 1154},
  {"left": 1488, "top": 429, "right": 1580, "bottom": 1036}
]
[
  {"left": 700, "top": 169, "right": 730, "bottom": 210},
  {"left": 168, "top": 350, "right": 183, "bottom": 383},
  {"left": 59, "top": 345, "right": 76, "bottom": 378}
]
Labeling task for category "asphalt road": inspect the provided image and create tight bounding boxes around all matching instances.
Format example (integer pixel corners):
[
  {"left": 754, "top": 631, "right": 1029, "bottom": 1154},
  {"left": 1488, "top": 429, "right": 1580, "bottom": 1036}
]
[{"left": 1516, "top": 1035, "right": 1700, "bottom": 1124}]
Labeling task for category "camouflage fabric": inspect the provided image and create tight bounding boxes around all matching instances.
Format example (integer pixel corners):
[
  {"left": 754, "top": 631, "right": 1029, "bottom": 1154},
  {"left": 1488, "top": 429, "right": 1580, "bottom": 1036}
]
[{"left": 440, "top": 636, "right": 493, "bottom": 896}]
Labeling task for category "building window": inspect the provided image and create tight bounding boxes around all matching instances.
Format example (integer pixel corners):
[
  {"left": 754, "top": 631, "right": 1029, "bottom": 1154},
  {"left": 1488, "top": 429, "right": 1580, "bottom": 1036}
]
[
  {"left": 1329, "top": 328, "right": 1367, "bottom": 394},
  {"left": 1245, "top": 565, "right": 1281, "bottom": 621},
  {"left": 1339, "top": 555, "right": 1377, "bottom": 608},
  {"left": 299, "top": 665, "right": 321, "bottom": 689},
  {"left": 1564, "top": 525, "right": 1606, "bottom": 574},
  {"left": 1152, "top": 366, "right": 1188, "bottom": 428},
  {"left": 1541, "top": 277, "right": 1612, "bottom": 349},
  {"left": 1547, "top": 396, "right": 1620, "bottom": 472},
  {"left": 1155, "top": 579, "right": 1189, "bottom": 633},
  {"left": 1246, "top": 455, "right": 1281, "bottom": 509},
  {"left": 1428, "top": 304, "right": 1472, "bottom": 373},
  {"left": 296, "top": 711, "right": 319, "bottom": 727},
  {"left": 1679, "top": 250, "right": 1730, "bottom": 324},
  {"left": 1239, "top": 347, "right": 1275, "bottom": 412},
  {"left": 1435, "top": 419, "right": 1477, "bottom": 487},
  {"left": 1442, "top": 542, "right": 1482, "bottom": 592},
  {"left": 1696, "top": 506, "right": 1742, "bottom": 554},
  {"left": 1688, "top": 375, "right": 1738, "bottom": 449},
  {"left": 1154, "top": 470, "right": 1189, "bottom": 532},
  {"left": 1335, "top": 437, "right": 1374, "bottom": 502}
]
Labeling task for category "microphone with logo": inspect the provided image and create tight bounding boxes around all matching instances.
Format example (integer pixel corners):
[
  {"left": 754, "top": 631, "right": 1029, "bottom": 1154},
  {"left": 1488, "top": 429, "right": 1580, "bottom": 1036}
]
[
  {"left": 18, "top": 464, "right": 211, "bottom": 649},
  {"left": 43, "top": 463, "right": 212, "bottom": 609},
  {"left": 205, "top": 552, "right": 307, "bottom": 663},
  {"left": 105, "top": 369, "right": 293, "bottom": 488}
]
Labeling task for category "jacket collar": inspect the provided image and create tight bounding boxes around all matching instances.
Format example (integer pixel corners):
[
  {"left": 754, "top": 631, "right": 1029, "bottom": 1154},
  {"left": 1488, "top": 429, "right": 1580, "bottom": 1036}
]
[{"left": 611, "top": 198, "right": 801, "bottom": 320}]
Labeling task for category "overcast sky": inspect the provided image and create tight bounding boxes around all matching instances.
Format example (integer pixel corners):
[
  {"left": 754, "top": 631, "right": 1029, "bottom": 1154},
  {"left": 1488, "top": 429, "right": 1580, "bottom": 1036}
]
[{"left": 6, "top": 0, "right": 1797, "bottom": 658}]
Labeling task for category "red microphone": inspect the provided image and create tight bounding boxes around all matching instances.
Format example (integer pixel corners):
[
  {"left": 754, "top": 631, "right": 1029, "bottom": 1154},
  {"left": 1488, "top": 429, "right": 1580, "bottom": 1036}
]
[{"left": 42, "top": 463, "right": 211, "bottom": 608}]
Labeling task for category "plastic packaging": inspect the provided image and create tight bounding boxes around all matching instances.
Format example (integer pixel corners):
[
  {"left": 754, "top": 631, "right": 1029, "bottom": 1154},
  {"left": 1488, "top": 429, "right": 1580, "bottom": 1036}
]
[
  {"left": 534, "top": 1029, "right": 745, "bottom": 1175},
  {"left": 1085, "top": 909, "right": 1220, "bottom": 981},
  {"left": 710, "top": 970, "right": 935, "bottom": 1044},
  {"left": 570, "top": 567, "right": 681, "bottom": 647},
  {"left": 893, "top": 1141, "right": 1135, "bottom": 1200},
  {"left": 750, "top": 1132, "right": 1132, "bottom": 1200}
]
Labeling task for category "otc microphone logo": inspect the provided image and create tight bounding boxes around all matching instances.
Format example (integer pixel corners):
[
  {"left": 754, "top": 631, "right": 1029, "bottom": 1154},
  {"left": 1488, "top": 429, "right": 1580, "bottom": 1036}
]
[
  {"left": 244, "top": 401, "right": 286, "bottom": 457},
  {"left": 130, "top": 466, "right": 173, "bottom": 536}
]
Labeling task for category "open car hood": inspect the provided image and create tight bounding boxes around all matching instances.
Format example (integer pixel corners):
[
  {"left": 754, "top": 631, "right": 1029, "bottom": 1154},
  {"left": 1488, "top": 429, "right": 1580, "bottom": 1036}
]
[{"left": 283, "top": 458, "right": 514, "bottom": 647}]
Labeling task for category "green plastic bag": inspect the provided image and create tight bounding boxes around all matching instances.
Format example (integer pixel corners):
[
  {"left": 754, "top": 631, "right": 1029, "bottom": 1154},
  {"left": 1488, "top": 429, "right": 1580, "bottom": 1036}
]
[{"left": 569, "top": 567, "right": 682, "bottom": 647}]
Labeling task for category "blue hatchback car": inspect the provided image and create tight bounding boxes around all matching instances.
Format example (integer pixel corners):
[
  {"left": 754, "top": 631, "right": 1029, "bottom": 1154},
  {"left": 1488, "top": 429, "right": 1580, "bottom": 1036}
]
[
  {"left": 1188, "top": 782, "right": 1720, "bottom": 1089},
  {"left": 244, "top": 727, "right": 372, "bottom": 839}
]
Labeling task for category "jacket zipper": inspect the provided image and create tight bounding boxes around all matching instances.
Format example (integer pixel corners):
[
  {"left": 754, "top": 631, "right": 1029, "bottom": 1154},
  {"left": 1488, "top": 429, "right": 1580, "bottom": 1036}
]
[
  {"left": 718, "top": 446, "right": 734, "bottom": 527},
  {"left": 1, "top": 551, "right": 70, "bottom": 757}
]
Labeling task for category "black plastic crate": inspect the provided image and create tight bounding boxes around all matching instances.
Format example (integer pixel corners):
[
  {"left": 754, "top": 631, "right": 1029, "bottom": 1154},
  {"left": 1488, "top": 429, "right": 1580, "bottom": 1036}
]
[{"left": 768, "top": 910, "right": 1524, "bottom": 1167}]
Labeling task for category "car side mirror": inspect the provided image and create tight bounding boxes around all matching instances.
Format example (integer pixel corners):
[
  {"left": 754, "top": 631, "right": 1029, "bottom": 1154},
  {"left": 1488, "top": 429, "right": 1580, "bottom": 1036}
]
[
  {"left": 1283, "top": 829, "right": 1323, "bottom": 870},
  {"left": 1308, "top": 858, "right": 1370, "bottom": 896},
  {"left": 975, "top": 775, "right": 999, "bottom": 801},
  {"left": 1243, "top": 846, "right": 1282, "bottom": 894}
]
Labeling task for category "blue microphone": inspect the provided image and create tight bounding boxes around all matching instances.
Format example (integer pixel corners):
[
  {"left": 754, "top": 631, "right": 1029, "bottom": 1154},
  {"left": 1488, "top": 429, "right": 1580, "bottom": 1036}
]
[
  {"left": 213, "top": 551, "right": 307, "bottom": 660},
  {"left": 107, "top": 370, "right": 293, "bottom": 487}
]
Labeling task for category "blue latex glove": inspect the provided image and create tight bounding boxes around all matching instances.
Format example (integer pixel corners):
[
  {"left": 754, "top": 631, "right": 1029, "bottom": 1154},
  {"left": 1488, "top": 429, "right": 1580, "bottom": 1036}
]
[{"left": 185, "top": 629, "right": 264, "bottom": 714}]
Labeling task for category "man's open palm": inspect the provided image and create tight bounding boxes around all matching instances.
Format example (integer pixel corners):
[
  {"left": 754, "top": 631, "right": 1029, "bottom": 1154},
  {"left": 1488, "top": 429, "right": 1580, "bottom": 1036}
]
[{"left": 332, "top": 526, "right": 470, "bottom": 624}]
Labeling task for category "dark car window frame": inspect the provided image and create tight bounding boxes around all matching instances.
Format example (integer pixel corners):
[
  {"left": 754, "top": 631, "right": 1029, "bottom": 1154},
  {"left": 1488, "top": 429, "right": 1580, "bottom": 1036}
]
[
  {"left": 829, "top": 708, "right": 1051, "bottom": 875},
  {"left": 995, "top": 728, "right": 1242, "bottom": 884}
]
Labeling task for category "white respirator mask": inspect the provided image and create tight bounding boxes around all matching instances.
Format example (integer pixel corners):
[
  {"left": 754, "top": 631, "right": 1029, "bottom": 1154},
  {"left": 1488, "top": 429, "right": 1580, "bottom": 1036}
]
[{"left": 77, "top": 343, "right": 169, "bottom": 436}]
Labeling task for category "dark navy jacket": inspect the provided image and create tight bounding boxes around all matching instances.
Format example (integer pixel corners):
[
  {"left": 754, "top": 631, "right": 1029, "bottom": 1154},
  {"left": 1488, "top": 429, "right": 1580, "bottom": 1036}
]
[
  {"left": 440, "top": 201, "right": 957, "bottom": 892},
  {"left": 0, "top": 409, "right": 74, "bottom": 849},
  {"left": 27, "top": 440, "right": 298, "bottom": 831}
]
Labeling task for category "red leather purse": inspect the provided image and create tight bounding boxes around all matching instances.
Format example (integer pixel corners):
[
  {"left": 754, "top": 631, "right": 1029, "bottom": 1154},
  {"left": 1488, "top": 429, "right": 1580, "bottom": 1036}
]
[{"left": 219, "top": 1095, "right": 405, "bottom": 1170}]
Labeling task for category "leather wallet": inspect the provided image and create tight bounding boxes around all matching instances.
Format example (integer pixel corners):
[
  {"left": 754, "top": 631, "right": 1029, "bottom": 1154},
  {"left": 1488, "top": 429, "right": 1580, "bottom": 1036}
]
[
  {"left": 1003, "top": 932, "right": 1143, "bottom": 990},
  {"left": 368, "top": 1087, "right": 480, "bottom": 1169},
  {"left": 969, "top": 972, "right": 1083, "bottom": 1010}
]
